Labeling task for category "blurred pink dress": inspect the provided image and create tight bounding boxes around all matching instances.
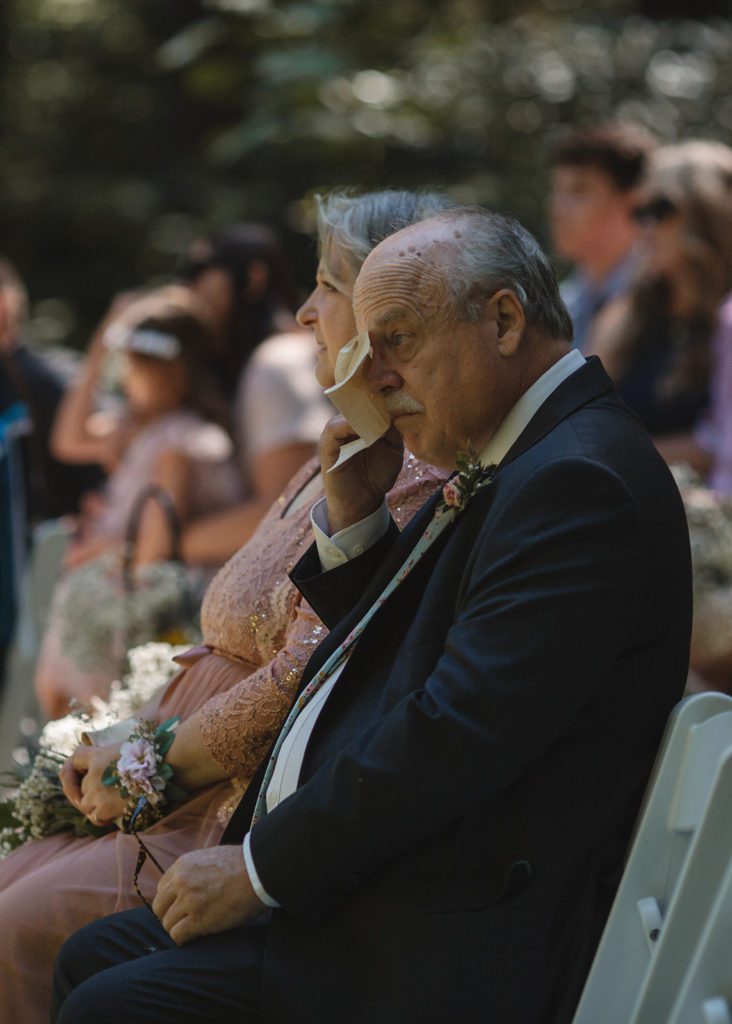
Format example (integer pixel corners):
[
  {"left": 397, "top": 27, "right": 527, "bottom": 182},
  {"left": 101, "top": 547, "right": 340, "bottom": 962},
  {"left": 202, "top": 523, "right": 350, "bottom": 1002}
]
[
  {"left": 34, "top": 409, "right": 243, "bottom": 717},
  {"left": 0, "top": 452, "right": 445, "bottom": 1024}
]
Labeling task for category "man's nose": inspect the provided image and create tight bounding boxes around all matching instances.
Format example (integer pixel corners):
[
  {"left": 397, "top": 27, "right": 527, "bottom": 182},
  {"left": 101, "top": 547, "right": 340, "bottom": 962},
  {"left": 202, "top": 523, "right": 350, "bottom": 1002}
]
[{"left": 364, "top": 347, "right": 402, "bottom": 393}]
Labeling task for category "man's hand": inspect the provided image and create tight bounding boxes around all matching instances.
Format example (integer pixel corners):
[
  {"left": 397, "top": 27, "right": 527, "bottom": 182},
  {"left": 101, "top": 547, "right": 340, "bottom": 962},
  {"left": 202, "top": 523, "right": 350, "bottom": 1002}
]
[
  {"left": 320, "top": 416, "right": 403, "bottom": 533},
  {"left": 59, "top": 742, "right": 126, "bottom": 824},
  {"left": 152, "top": 846, "right": 266, "bottom": 945}
]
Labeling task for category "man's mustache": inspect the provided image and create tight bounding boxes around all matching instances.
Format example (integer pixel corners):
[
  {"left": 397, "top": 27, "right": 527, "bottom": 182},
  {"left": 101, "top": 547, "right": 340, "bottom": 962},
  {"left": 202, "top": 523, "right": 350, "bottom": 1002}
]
[{"left": 382, "top": 393, "right": 425, "bottom": 416}]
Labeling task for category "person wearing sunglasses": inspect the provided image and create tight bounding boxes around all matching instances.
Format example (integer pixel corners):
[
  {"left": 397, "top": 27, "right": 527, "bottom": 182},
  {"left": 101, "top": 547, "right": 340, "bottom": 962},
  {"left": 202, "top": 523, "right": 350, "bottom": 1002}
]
[
  {"left": 0, "top": 189, "right": 451, "bottom": 1024},
  {"left": 586, "top": 140, "right": 732, "bottom": 470}
]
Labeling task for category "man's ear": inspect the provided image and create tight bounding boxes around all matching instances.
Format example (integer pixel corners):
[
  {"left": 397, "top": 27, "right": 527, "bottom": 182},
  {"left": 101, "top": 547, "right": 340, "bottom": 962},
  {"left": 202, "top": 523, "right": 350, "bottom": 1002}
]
[{"left": 487, "top": 289, "right": 525, "bottom": 357}]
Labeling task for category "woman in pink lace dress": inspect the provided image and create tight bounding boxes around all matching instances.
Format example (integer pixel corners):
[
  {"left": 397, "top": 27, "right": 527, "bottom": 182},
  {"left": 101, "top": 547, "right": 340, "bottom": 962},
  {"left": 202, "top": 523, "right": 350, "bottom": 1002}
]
[{"left": 0, "top": 189, "right": 450, "bottom": 1024}]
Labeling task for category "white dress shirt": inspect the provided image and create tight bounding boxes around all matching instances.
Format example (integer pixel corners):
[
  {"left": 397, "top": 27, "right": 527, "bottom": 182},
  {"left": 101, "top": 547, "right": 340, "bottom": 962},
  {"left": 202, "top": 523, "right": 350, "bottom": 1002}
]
[{"left": 245, "top": 348, "right": 585, "bottom": 906}]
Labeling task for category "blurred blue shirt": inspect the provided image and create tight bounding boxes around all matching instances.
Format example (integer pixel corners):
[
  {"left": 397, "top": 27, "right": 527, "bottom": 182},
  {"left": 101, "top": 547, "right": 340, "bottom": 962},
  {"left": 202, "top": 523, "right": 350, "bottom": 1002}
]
[{"left": 561, "top": 252, "right": 638, "bottom": 353}]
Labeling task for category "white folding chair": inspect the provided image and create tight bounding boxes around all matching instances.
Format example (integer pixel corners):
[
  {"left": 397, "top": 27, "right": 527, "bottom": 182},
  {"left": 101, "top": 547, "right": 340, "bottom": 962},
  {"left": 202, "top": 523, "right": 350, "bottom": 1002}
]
[
  {"left": 630, "top": 748, "right": 732, "bottom": 1023},
  {"left": 572, "top": 691, "right": 732, "bottom": 1024}
]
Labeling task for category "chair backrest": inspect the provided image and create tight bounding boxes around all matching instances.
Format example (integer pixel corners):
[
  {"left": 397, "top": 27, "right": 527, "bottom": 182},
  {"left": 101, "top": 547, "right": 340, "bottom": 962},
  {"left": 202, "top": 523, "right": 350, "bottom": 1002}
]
[
  {"left": 630, "top": 749, "right": 732, "bottom": 1024},
  {"left": 572, "top": 692, "right": 732, "bottom": 1024}
]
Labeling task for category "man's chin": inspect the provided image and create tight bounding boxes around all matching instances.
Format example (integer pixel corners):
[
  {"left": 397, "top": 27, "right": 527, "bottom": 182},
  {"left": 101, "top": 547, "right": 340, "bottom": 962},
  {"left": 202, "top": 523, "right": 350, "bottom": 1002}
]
[
  {"left": 395, "top": 428, "right": 451, "bottom": 470},
  {"left": 392, "top": 416, "right": 416, "bottom": 444}
]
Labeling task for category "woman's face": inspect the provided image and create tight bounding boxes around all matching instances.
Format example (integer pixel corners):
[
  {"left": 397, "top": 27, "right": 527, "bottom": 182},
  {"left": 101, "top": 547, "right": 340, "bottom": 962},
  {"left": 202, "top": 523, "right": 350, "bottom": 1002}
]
[
  {"left": 188, "top": 267, "right": 234, "bottom": 337},
  {"left": 296, "top": 248, "right": 357, "bottom": 390},
  {"left": 633, "top": 193, "right": 686, "bottom": 280},
  {"left": 123, "top": 353, "right": 189, "bottom": 416}
]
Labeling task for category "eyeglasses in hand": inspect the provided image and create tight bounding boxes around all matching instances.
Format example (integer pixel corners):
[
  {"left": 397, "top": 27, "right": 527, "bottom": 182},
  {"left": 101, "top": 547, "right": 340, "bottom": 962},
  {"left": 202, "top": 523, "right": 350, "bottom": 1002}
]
[{"left": 128, "top": 797, "right": 165, "bottom": 920}]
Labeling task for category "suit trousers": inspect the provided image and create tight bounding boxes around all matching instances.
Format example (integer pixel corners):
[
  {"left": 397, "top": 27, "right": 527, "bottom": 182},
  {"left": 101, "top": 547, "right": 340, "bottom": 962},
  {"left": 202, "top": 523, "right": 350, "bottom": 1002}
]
[{"left": 51, "top": 906, "right": 267, "bottom": 1024}]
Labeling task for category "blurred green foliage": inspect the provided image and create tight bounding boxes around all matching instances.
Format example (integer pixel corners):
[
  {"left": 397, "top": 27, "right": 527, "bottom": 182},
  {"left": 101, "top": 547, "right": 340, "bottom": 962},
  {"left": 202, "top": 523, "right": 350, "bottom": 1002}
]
[{"left": 1, "top": 0, "right": 731, "bottom": 344}]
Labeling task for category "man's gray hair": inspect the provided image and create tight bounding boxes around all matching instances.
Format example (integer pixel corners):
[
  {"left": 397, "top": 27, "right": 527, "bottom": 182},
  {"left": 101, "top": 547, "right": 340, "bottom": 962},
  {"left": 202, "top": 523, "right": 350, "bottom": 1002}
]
[
  {"left": 435, "top": 209, "right": 574, "bottom": 342},
  {"left": 315, "top": 188, "right": 454, "bottom": 287}
]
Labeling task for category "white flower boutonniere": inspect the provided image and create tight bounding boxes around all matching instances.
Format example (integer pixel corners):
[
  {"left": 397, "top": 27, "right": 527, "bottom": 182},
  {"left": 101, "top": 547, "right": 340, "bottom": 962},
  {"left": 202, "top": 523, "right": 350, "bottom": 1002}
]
[{"left": 437, "top": 447, "right": 496, "bottom": 516}]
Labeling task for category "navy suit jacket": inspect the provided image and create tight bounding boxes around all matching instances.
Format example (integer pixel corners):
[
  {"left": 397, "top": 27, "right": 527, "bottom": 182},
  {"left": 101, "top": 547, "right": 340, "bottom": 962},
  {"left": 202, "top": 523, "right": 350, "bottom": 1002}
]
[{"left": 223, "top": 357, "right": 692, "bottom": 1023}]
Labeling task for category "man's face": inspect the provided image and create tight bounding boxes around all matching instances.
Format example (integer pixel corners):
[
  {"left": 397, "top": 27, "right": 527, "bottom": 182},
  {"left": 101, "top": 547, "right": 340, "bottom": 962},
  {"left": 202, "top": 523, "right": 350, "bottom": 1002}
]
[
  {"left": 352, "top": 232, "right": 512, "bottom": 469},
  {"left": 550, "top": 165, "right": 636, "bottom": 264}
]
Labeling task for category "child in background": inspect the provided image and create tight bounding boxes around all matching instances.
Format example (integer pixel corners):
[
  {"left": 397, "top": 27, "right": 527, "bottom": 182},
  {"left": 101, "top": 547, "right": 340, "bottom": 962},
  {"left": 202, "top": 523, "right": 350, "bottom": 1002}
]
[{"left": 34, "top": 288, "right": 243, "bottom": 718}]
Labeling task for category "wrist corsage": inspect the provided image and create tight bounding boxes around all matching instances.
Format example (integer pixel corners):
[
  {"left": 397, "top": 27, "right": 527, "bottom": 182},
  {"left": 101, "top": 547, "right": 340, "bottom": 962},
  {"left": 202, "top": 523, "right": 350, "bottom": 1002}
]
[{"left": 102, "top": 717, "right": 187, "bottom": 831}]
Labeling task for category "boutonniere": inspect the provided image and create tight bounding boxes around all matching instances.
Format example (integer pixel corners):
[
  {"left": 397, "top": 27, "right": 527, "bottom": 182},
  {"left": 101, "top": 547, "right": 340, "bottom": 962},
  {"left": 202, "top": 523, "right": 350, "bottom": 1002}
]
[{"left": 437, "top": 447, "right": 496, "bottom": 516}]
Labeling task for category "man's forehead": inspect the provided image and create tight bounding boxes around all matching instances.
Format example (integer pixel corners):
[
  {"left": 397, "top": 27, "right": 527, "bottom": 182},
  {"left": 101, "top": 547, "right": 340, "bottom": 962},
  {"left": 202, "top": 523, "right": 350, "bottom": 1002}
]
[
  {"left": 369, "top": 219, "right": 459, "bottom": 264},
  {"left": 354, "top": 228, "right": 456, "bottom": 305},
  {"left": 353, "top": 261, "right": 450, "bottom": 327},
  {"left": 370, "top": 305, "right": 419, "bottom": 327},
  {"left": 553, "top": 164, "right": 618, "bottom": 193}
]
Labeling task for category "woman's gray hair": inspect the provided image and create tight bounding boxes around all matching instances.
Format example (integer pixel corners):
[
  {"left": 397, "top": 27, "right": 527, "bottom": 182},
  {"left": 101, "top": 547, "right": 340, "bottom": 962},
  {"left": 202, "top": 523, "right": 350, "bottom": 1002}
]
[
  {"left": 315, "top": 188, "right": 454, "bottom": 289},
  {"left": 433, "top": 208, "right": 574, "bottom": 341}
]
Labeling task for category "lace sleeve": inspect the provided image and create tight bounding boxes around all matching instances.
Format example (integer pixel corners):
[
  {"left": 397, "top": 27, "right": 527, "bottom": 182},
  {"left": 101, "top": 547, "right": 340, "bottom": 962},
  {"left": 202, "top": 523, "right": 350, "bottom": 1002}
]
[{"left": 199, "top": 597, "right": 327, "bottom": 778}]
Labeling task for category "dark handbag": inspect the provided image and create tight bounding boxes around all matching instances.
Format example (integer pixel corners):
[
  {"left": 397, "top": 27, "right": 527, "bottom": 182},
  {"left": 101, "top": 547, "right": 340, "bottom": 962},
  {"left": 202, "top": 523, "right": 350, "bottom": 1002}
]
[
  {"left": 59, "top": 486, "right": 203, "bottom": 676},
  {"left": 120, "top": 484, "right": 201, "bottom": 650}
]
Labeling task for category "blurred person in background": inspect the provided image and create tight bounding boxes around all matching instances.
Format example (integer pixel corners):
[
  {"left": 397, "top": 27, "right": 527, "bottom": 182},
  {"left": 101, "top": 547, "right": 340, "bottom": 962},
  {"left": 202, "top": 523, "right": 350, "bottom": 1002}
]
[
  {"left": 34, "top": 288, "right": 244, "bottom": 718},
  {"left": 0, "top": 258, "right": 102, "bottom": 683},
  {"left": 550, "top": 122, "right": 656, "bottom": 352},
  {"left": 179, "top": 225, "right": 332, "bottom": 566},
  {"left": 587, "top": 141, "right": 732, "bottom": 697},
  {"left": 587, "top": 141, "right": 732, "bottom": 467},
  {"left": 0, "top": 189, "right": 450, "bottom": 1024},
  {"left": 677, "top": 144, "right": 732, "bottom": 493}
]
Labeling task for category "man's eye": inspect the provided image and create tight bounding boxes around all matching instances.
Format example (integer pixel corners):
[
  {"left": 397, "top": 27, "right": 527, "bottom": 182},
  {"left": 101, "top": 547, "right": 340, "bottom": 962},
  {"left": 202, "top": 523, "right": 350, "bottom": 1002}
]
[{"left": 390, "top": 333, "right": 408, "bottom": 348}]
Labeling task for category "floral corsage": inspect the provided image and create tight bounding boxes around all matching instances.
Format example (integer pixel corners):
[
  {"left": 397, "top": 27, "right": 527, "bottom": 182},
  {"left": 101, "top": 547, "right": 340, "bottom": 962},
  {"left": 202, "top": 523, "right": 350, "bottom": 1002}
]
[
  {"left": 438, "top": 447, "right": 496, "bottom": 516},
  {"left": 103, "top": 717, "right": 187, "bottom": 831}
]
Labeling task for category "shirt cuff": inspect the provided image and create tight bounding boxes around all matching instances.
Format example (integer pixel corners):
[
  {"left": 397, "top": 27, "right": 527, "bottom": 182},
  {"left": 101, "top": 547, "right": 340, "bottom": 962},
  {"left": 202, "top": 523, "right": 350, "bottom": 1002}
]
[
  {"left": 311, "top": 496, "right": 390, "bottom": 571},
  {"left": 242, "top": 833, "right": 280, "bottom": 909}
]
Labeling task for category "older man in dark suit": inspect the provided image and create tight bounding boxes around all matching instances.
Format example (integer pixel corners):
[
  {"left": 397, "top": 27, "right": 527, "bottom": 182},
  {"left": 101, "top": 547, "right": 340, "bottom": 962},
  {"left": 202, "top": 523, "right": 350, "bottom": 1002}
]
[{"left": 52, "top": 210, "right": 691, "bottom": 1024}]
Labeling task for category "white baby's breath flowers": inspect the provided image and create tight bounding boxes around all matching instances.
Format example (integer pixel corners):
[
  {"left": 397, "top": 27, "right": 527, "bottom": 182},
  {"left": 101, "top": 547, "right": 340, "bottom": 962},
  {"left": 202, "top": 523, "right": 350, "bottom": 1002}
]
[
  {"left": 107, "top": 642, "right": 188, "bottom": 720},
  {"left": 0, "top": 641, "right": 188, "bottom": 858},
  {"left": 12, "top": 752, "right": 72, "bottom": 839},
  {"left": 56, "top": 553, "right": 202, "bottom": 675}
]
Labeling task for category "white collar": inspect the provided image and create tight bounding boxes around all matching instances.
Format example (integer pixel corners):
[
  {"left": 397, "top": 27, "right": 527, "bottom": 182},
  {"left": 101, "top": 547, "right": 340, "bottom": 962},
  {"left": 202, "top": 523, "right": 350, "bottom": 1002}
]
[{"left": 479, "top": 349, "right": 585, "bottom": 468}]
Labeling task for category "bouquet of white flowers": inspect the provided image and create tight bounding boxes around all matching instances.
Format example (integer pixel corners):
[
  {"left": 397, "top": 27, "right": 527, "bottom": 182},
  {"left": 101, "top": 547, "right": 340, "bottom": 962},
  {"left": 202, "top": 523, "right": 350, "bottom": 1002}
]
[
  {"left": 56, "top": 553, "right": 203, "bottom": 677},
  {"left": 0, "top": 641, "right": 188, "bottom": 857}
]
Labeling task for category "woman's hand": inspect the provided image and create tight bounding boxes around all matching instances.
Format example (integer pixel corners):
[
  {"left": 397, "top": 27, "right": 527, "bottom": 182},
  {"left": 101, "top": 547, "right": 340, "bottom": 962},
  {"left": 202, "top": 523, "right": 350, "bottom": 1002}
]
[{"left": 59, "top": 742, "right": 127, "bottom": 825}]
